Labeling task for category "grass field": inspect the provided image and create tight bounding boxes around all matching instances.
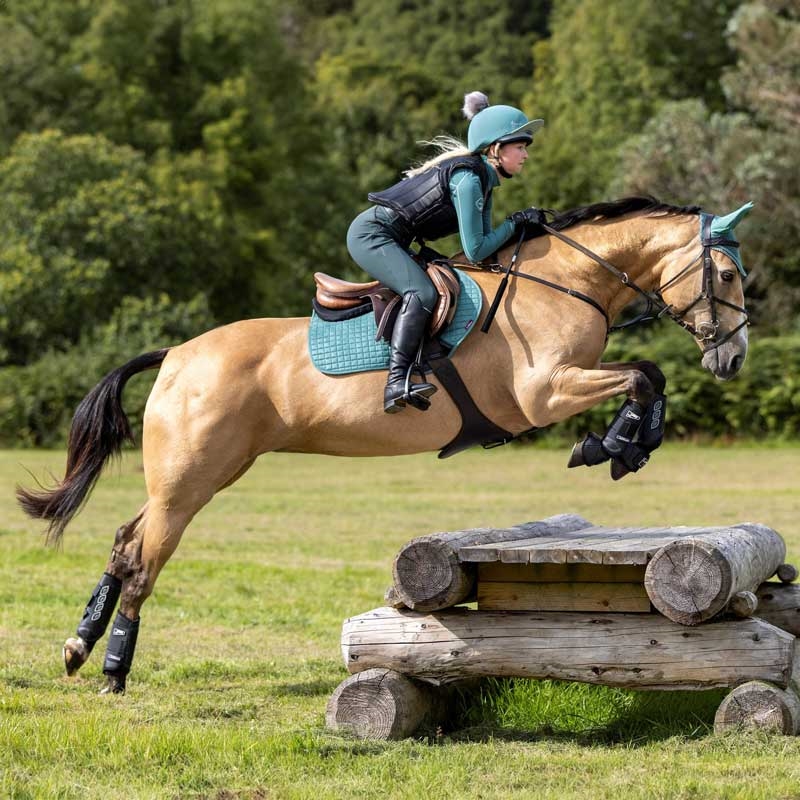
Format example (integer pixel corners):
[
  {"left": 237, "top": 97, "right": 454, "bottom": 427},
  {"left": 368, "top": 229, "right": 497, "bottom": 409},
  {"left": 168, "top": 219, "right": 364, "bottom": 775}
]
[{"left": 2, "top": 443, "right": 800, "bottom": 799}]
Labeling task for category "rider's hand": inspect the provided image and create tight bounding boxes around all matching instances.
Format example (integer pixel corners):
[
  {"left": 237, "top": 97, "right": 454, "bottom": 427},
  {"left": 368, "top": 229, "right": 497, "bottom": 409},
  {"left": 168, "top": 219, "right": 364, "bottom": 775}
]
[{"left": 508, "top": 207, "right": 547, "bottom": 227}]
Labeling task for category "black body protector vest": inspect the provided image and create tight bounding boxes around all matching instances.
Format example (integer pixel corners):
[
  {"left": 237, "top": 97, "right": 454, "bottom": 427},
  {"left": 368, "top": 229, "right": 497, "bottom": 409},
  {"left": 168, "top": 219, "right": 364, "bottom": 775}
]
[{"left": 368, "top": 155, "right": 491, "bottom": 242}]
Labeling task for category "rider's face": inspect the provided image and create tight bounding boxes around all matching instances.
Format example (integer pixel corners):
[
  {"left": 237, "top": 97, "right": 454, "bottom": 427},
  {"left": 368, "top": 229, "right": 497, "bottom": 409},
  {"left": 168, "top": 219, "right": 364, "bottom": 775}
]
[{"left": 497, "top": 142, "right": 529, "bottom": 176}]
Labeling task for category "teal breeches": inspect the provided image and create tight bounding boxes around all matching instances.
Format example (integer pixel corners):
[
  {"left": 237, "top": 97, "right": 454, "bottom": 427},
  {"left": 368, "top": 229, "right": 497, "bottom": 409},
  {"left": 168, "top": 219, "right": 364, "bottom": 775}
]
[{"left": 346, "top": 206, "right": 438, "bottom": 312}]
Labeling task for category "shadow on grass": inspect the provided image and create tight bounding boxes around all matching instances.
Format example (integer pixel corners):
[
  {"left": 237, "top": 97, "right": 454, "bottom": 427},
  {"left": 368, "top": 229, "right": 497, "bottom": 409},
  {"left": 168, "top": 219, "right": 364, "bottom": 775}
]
[{"left": 447, "top": 679, "right": 727, "bottom": 746}]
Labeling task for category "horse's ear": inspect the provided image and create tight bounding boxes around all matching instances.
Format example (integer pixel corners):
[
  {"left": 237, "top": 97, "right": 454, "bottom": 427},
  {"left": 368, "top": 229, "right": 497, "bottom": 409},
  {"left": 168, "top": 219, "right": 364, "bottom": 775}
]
[{"left": 711, "top": 201, "right": 755, "bottom": 235}]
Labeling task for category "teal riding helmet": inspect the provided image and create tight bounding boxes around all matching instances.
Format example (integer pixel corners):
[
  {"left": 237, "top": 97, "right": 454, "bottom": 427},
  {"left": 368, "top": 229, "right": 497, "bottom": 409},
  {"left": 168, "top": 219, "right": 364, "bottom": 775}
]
[{"left": 468, "top": 105, "right": 544, "bottom": 152}]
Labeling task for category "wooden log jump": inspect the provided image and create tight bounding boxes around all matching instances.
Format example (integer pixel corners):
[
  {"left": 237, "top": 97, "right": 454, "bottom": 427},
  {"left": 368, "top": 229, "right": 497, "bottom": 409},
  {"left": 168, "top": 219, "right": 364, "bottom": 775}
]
[
  {"left": 644, "top": 523, "right": 786, "bottom": 625},
  {"left": 341, "top": 606, "right": 795, "bottom": 690},
  {"left": 391, "top": 513, "right": 592, "bottom": 612},
  {"left": 328, "top": 514, "right": 799, "bottom": 739}
]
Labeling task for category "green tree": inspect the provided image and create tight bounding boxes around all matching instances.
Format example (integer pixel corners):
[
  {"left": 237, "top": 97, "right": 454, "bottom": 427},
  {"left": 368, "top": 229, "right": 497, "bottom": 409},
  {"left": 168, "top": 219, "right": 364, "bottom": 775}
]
[
  {"left": 0, "top": 0, "right": 344, "bottom": 320},
  {"left": 311, "top": 0, "right": 549, "bottom": 212},
  {"left": 517, "top": 0, "right": 741, "bottom": 210},
  {"left": 612, "top": 2, "right": 800, "bottom": 328},
  {"left": 0, "top": 130, "right": 232, "bottom": 363}
]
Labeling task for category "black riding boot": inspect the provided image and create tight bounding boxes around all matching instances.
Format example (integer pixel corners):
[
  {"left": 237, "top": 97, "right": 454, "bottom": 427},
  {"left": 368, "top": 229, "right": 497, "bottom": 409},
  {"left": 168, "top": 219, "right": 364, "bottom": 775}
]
[{"left": 384, "top": 291, "right": 437, "bottom": 413}]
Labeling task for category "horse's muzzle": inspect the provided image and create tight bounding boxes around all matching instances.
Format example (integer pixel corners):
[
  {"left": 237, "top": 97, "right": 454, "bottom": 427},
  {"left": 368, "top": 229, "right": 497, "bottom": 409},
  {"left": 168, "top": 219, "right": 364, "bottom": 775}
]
[{"left": 701, "top": 334, "right": 748, "bottom": 381}]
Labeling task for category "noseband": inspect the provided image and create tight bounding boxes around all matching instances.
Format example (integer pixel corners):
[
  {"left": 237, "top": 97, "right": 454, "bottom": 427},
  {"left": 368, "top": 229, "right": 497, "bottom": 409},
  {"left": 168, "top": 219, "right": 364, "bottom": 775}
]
[{"left": 478, "top": 217, "right": 749, "bottom": 351}]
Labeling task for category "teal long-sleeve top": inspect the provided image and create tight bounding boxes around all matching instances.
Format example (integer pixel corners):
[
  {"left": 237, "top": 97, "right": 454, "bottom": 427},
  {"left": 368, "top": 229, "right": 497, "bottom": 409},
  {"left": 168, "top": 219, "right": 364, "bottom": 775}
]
[{"left": 449, "top": 156, "right": 515, "bottom": 262}]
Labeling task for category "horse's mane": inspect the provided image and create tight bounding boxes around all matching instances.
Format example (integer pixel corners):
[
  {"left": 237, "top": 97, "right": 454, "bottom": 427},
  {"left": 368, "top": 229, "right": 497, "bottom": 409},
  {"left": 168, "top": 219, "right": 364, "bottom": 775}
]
[{"left": 549, "top": 195, "right": 701, "bottom": 231}]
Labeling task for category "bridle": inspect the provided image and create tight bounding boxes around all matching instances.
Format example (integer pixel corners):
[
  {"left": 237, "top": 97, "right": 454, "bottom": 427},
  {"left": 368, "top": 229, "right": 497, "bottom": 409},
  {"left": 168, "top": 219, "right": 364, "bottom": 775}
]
[
  {"left": 474, "top": 214, "right": 749, "bottom": 352},
  {"left": 651, "top": 215, "right": 749, "bottom": 351}
]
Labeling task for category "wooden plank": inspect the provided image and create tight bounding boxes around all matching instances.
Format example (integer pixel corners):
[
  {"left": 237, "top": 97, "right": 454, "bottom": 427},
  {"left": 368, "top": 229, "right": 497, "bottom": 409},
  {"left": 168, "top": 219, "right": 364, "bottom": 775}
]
[
  {"left": 477, "top": 581, "right": 651, "bottom": 613},
  {"left": 458, "top": 525, "right": 736, "bottom": 565},
  {"left": 477, "top": 562, "right": 646, "bottom": 584},
  {"left": 342, "top": 607, "right": 796, "bottom": 690}
]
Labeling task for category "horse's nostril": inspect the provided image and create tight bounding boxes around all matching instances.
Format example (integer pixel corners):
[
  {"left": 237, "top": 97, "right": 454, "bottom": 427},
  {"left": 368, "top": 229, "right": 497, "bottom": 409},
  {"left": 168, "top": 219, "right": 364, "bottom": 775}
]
[{"left": 730, "top": 355, "right": 742, "bottom": 373}]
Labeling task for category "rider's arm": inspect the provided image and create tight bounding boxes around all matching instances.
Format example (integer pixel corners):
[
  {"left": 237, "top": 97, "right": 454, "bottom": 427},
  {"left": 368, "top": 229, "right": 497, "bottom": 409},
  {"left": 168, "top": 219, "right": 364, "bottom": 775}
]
[{"left": 449, "top": 169, "right": 514, "bottom": 263}]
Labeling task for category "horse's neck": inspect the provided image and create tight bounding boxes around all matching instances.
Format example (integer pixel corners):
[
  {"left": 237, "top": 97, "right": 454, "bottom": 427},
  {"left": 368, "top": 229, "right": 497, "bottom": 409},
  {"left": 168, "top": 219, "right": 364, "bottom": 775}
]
[{"left": 520, "top": 213, "right": 698, "bottom": 322}]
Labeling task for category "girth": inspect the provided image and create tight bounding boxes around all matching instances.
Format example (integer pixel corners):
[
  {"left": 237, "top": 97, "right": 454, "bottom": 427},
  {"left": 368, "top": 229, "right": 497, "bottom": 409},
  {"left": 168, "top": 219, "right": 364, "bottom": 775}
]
[{"left": 313, "top": 262, "right": 461, "bottom": 340}]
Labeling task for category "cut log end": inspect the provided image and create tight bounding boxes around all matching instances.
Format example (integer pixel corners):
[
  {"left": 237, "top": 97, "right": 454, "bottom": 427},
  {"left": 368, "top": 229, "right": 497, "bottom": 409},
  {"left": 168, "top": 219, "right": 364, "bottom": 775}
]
[
  {"left": 776, "top": 563, "right": 799, "bottom": 584},
  {"left": 714, "top": 681, "right": 800, "bottom": 735},
  {"left": 392, "top": 539, "right": 472, "bottom": 612},
  {"left": 727, "top": 590, "right": 758, "bottom": 618},
  {"left": 645, "top": 528, "right": 785, "bottom": 626},
  {"left": 645, "top": 540, "right": 727, "bottom": 625},
  {"left": 326, "top": 668, "right": 439, "bottom": 740}
]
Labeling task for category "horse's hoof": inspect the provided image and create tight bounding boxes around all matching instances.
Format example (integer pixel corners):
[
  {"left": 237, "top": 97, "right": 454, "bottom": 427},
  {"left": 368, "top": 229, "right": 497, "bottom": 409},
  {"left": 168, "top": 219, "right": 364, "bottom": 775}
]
[
  {"left": 63, "top": 637, "right": 90, "bottom": 676},
  {"left": 99, "top": 674, "right": 126, "bottom": 695},
  {"left": 610, "top": 460, "right": 632, "bottom": 481},
  {"left": 568, "top": 434, "right": 607, "bottom": 469},
  {"left": 567, "top": 441, "right": 586, "bottom": 468}
]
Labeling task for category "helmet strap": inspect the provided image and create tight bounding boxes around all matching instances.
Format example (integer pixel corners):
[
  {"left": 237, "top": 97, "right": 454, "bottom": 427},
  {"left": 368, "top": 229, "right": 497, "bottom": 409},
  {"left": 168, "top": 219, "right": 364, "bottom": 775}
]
[{"left": 487, "top": 145, "right": 514, "bottom": 180}]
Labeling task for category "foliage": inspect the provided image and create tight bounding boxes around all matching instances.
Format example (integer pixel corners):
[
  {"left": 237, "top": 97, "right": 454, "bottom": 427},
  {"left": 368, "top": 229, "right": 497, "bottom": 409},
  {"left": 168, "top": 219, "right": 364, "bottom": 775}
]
[
  {"left": 0, "top": 130, "right": 232, "bottom": 363},
  {"left": 517, "top": 0, "right": 741, "bottom": 211},
  {"left": 0, "top": 294, "right": 215, "bottom": 447},
  {"left": 612, "top": 2, "right": 800, "bottom": 329},
  {"left": 0, "top": 0, "right": 342, "bottom": 324},
  {"left": 0, "top": 0, "right": 798, "bottom": 441}
]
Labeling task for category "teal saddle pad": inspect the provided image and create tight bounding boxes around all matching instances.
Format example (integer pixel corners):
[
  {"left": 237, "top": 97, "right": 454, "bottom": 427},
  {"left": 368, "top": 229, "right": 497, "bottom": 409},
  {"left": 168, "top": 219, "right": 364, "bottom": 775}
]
[{"left": 308, "top": 269, "right": 482, "bottom": 375}]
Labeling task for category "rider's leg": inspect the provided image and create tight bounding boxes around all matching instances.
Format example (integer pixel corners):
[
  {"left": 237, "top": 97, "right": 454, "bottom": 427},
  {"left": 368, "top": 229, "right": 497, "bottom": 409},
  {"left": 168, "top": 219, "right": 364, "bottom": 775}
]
[{"left": 347, "top": 207, "right": 437, "bottom": 412}]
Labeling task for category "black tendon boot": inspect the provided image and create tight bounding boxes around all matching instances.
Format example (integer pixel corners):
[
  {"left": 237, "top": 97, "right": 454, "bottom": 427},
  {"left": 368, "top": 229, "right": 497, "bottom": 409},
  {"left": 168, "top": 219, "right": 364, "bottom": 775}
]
[
  {"left": 610, "top": 394, "right": 667, "bottom": 480},
  {"left": 64, "top": 572, "right": 122, "bottom": 676},
  {"left": 568, "top": 400, "right": 646, "bottom": 469},
  {"left": 102, "top": 611, "right": 140, "bottom": 694},
  {"left": 384, "top": 291, "right": 437, "bottom": 413}
]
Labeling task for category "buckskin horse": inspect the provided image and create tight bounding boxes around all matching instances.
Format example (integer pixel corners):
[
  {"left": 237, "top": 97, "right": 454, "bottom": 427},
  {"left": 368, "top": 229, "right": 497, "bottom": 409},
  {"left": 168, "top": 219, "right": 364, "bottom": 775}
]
[{"left": 17, "top": 196, "right": 751, "bottom": 693}]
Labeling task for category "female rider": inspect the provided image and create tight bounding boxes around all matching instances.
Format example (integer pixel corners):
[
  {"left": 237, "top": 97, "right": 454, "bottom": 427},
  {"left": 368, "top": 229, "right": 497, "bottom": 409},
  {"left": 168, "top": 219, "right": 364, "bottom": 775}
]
[{"left": 347, "top": 91, "right": 545, "bottom": 413}]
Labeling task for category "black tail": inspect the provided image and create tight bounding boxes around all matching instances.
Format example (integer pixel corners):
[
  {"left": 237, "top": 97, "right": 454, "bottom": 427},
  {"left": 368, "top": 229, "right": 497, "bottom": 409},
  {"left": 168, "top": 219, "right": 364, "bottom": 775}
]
[{"left": 17, "top": 349, "right": 170, "bottom": 545}]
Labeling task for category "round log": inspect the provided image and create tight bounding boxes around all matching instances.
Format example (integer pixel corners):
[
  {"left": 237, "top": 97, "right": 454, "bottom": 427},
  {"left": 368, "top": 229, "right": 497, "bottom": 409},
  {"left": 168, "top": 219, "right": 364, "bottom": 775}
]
[
  {"left": 755, "top": 582, "right": 800, "bottom": 637},
  {"left": 342, "top": 607, "right": 794, "bottom": 690},
  {"left": 325, "top": 668, "right": 440, "bottom": 740},
  {"left": 727, "top": 590, "right": 758, "bottom": 618},
  {"left": 391, "top": 513, "right": 592, "bottom": 613},
  {"left": 714, "top": 681, "right": 800, "bottom": 735},
  {"left": 776, "top": 563, "right": 798, "bottom": 584},
  {"left": 644, "top": 523, "right": 785, "bottom": 625}
]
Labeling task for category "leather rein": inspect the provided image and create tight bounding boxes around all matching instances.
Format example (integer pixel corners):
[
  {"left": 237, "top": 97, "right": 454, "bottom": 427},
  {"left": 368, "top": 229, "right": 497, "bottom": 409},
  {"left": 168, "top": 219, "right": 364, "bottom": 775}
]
[{"left": 464, "top": 215, "right": 749, "bottom": 352}]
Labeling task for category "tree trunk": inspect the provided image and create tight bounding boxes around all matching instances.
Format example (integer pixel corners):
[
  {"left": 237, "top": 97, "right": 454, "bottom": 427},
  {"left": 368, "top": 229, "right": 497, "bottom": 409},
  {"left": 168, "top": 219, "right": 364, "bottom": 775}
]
[
  {"left": 644, "top": 523, "right": 785, "bottom": 625},
  {"left": 341, "top": 606, "right": 795, "bottom": 690},
  {"left": 714, "top": 680, "right": 800, "bottom": 735},
  {"left": 391, "top": 513, "right": 592, "bottom": 613}
]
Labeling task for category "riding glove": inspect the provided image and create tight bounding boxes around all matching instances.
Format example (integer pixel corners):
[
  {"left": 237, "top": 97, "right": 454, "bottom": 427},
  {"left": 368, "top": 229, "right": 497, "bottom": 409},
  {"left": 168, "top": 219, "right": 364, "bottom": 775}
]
[{"left": 508, "top": 207, "right": 547, "bottom": 227}]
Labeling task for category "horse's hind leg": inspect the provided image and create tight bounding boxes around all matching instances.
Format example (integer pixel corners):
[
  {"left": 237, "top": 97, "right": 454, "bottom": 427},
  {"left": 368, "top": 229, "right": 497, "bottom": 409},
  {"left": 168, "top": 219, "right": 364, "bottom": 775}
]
[
  {"left": 63, "top": 511, "right": 145, "bottom": 677},
  {"left": 98, "top": 445, "right": 259, "bottom": 693}
]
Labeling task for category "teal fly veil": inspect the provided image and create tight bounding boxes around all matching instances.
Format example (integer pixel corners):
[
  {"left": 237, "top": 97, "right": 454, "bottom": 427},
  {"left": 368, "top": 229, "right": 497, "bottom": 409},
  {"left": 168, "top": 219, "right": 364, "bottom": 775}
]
[{"left": 701, "top": 201, "right": 754, "bottom": 276}]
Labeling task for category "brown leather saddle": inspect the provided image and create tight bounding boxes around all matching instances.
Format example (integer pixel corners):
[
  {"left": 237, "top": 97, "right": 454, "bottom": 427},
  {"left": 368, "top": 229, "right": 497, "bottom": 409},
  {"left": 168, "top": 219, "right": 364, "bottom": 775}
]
[
  {"left": 313, "top": 262, "right": 461, "bottom": 341},
  {"left": 311, "top": 261, "right": 523, "bottom": 458}
]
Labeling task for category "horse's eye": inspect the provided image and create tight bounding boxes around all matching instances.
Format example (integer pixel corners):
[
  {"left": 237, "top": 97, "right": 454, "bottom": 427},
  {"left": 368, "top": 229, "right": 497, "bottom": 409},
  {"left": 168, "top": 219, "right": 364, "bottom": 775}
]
[{"left": 721, "top": 270, "right": 735, "bottom": 283}]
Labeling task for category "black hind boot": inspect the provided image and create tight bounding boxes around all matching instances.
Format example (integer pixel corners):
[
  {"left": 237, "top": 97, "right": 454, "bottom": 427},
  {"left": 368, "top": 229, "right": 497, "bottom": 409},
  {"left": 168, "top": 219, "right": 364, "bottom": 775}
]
[{"left": 384, "top": 291, "right": 437, "bottom": 413}]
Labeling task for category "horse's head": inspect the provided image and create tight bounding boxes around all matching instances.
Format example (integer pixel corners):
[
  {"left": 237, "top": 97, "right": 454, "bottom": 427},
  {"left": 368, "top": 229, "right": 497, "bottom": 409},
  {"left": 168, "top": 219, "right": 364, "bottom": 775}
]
[{"left": 658, "top": 203, "right": 752, "bottom": 381}]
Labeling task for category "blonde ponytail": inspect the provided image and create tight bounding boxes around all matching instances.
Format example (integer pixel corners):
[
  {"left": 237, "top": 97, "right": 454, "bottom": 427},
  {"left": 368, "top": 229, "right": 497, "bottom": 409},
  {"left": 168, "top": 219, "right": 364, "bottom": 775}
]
[{"left": 403, "top": 135, "right": 474, "bottom": 178}]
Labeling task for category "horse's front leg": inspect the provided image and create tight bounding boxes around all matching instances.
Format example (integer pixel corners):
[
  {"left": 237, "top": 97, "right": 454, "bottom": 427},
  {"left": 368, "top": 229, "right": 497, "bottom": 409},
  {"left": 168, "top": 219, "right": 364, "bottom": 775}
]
[{"left": 540, "top": 360, "right": 667, "bottom": 480}]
